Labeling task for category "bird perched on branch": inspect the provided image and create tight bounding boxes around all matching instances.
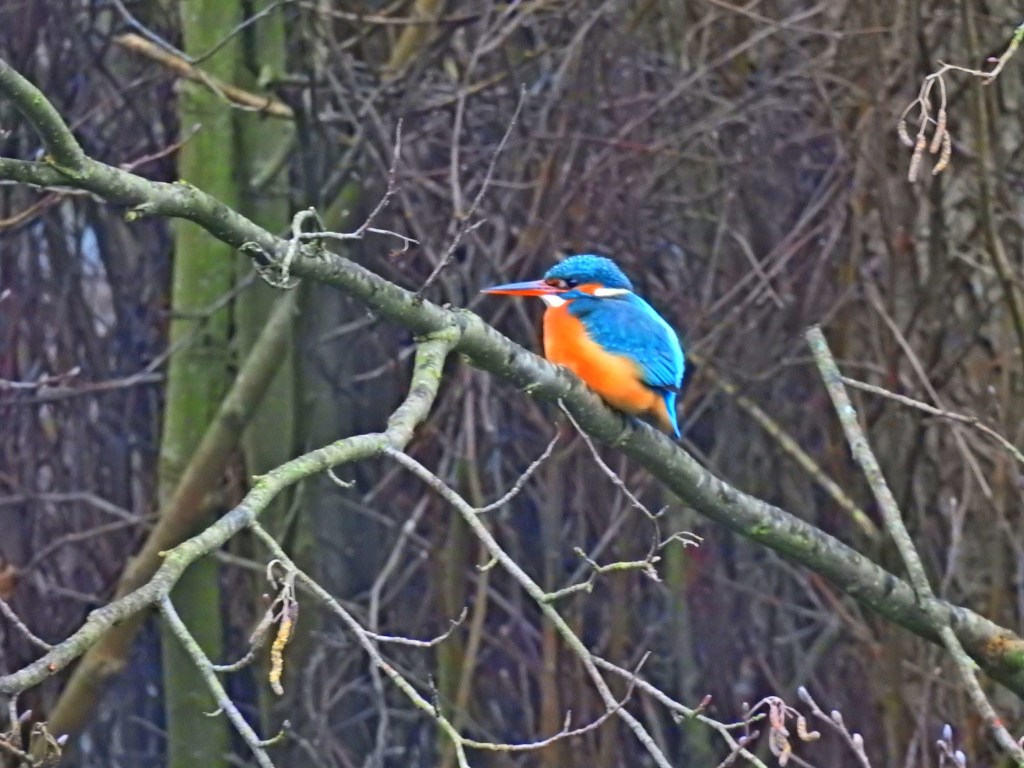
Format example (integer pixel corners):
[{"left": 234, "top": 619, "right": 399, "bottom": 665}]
[{"left": 482, "top": 254, "right": 685, "bottom": 436}]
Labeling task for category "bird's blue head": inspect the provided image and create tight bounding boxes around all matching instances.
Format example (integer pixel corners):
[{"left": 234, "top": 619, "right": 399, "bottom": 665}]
[
  {"left": 543, "top": 254, "right": 633, "bottom": 292},
  {"left": 481, "top": 254, "right": 634, "bottom": 302}
]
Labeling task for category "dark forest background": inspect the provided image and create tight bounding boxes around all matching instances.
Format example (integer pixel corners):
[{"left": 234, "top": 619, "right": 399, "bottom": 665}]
[{"left": 3, "top": 1, "right": 1024, "bottom": 766}]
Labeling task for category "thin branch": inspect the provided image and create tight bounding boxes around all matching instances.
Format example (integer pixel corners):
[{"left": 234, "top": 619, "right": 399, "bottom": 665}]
[
  {"left": 797, "top": 687, "right": 871, "bottom": 768},
  {"left": 383, "top": 447, "right": 675, "bottom": 768},
  {"left": 417, "top": 87, "right": 527, "bottom": 296},
  {"left": 592, "top": 657, "right": 771, "bottom": 768},
  {"left": 808, "top": 326, "right": 1024, "bottom": 766},
  {"left": 841, "top": 375, "right": 1024, "bottom": 468},
  {"left": 350, "top": 121, "right": 404, "bottom": 239},
  {"left": 559, "top": 401, "right": 661, "bottom": 521},
  {"left": 0, "top": 598, "right": 52, "bottom": 652},
  {"left": 807, "top": 327, "right": 932, "bottom": 597},
  {"left": 461, "top": 653, "right": 647, "bottom": 753},
  {"left": 159, "top": 597, "right": 276, "bottom": 768},
  {"left": 108, "top": 0, "right": 190, "bottom": 60},
  {"left": 249, "top": 524, "right": 474, "bottom": 768},
  {"left": 364, "top": 610, "right": 468, "bottom": 648},
  {"left": 476, "top": 431, "right": 559, "bottom": 513},
  {"left": 285, "top": 123, "right": 416, "bottom": 271},
  {"left": 113, "top": 33, "right": 294, "bottom": 118}
]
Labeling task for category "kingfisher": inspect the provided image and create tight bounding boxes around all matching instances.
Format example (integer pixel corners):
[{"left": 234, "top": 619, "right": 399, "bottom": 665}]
[{"left": 482, "top": 254, "right": 685, "bottom": 437}]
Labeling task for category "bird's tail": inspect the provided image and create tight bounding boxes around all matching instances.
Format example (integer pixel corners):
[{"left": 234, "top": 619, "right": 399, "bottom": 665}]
[{"left": 658, "top": 390, "right": 681, "bottom": 438}]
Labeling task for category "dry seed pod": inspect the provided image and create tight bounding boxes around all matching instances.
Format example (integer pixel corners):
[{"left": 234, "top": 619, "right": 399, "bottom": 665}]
[
  {"left": 933, "top": 130, "right": 952, "bottom": 175},
  {"left": 796, "top": 714, "right": 820, "bottom": 742},
  {"left": 908, "top": 134, "right": 927, "bottom": 182},
  {"left": 929, "top": 108, "right": 947, "bottom": 154},
  {"left": 779, "top": 743, "right": 792, "bottom": 766},
  {"left": 248, "top": 605, "right": 276, "bottom": 646},
  {"left": 269, "top": 611, "right": 295, "bottom": 696},
  {"left": 769, "top": 726, "right": 791, "bottom": 758},
  {"left": 897, "top": 118, "right": 914, "bottom": 148}
]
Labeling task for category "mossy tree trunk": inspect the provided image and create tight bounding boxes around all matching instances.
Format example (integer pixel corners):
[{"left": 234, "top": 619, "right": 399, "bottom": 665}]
[
  {"left": 158, "top": 2, "right": 241, "bottom": 765},
  {"left": 233, "top": 0, "right": 309, "bottom": 735}
]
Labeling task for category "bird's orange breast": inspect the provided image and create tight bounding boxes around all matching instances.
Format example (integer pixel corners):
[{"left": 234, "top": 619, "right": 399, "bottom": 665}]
[{"left": 543, "top": 304, "right": 672, "bottom": 430}]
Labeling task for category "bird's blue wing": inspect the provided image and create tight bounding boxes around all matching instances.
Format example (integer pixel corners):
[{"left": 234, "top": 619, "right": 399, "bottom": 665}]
[{"left": 570, "top": 294, "right": 684, "bottom": 390}]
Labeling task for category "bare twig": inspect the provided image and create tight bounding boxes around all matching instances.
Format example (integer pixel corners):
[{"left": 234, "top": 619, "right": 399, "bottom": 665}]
[
  {"left": 291, "top": 124, "right": 417, "bottom": 256},
  {"left": 417, "top": 87, "right": 527, "bottom": 296},
  {"left": 589, "top": 661, "right": 771, "bottom": 767},
  {"left": 251, "top": 520, "right": 656, "bottom": 762},
  {"left": 113, "top": 33, "right": 293, "bottom": 118},
  {"left": 462, "top": 653, "right": 648, "bottom": 753},
  {"left": 0, "top": 598, "right": 52, "bottom": 651},
  {"left": 364, "top": 610, "right": 468, "bottom": 648},
  {"left": 841, "top": 375, "right": 1024, "bottom": 468},
  {"left": 559, "top": 401, "right": 661, "bottom": 521},
  {"left": 476, "top": 431, "right": 559, "bottom": 512},
  {"left": 797, "top": 687, "right": 871, "bottom": 768},
  {"left": 383, "top": 446, "right": 675, "bottom": 768},
  {"left": 159, "top": 597, "right": 276, "bottom": 768}
]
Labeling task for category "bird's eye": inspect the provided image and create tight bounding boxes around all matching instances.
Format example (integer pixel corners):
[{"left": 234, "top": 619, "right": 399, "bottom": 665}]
[{"left": 545, "top": 277, "right": 569, "bottom": 289}]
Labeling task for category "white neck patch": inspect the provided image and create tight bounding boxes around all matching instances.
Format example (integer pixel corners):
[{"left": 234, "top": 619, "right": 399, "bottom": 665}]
[
  {"left": 541, "top": 294, "right": 567, "bottom": 307},
  {"left": 593, "top": 287, "right": 631, "bottom": 298}
]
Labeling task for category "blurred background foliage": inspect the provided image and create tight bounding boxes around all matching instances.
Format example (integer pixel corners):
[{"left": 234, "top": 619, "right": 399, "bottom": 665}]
[{"left": 2, "top": 0, "right": 1024, "bottom": 766}]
